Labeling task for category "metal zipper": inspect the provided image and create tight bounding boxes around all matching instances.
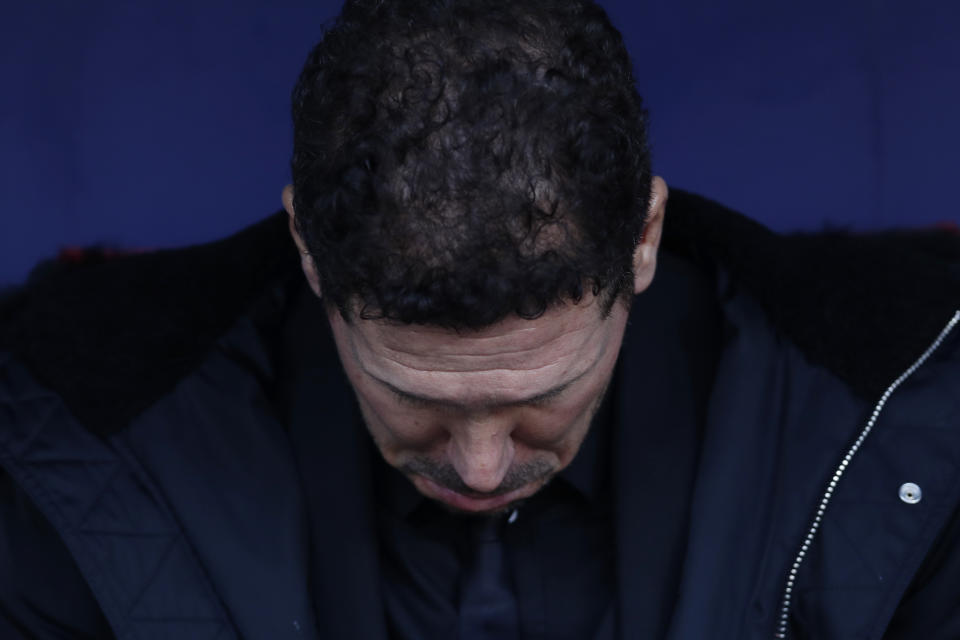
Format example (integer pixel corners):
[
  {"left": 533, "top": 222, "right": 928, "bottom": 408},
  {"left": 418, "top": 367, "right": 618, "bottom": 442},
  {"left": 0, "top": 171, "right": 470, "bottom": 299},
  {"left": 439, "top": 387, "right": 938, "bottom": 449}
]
[{"left": 774, "top": 309, "right": 960, "bottom": 639}]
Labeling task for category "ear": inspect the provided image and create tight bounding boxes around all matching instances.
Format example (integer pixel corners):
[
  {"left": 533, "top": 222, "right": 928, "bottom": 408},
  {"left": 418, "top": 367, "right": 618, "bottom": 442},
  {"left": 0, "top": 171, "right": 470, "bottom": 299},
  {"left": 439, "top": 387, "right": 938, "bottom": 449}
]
[
  {"left": 632, "top": 176, "right": 668, "bottom": 295},
  {"left": 283, "top": 184, "right": 323, "bottom": 298}
]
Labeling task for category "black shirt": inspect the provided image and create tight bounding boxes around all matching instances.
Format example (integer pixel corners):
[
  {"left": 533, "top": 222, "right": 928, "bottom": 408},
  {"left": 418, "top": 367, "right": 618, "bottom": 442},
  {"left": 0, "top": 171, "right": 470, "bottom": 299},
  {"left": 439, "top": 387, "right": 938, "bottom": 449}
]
[{"left": 372, "top": 382, "right": 618, "bottom": 640}]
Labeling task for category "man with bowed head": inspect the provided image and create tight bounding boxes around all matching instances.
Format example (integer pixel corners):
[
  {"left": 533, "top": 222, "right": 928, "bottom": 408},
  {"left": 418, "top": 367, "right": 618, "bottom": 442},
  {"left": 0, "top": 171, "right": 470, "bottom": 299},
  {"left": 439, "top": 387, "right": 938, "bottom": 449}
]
[{"left": 2, "top": 1, "right": 960, "bottom": 638}]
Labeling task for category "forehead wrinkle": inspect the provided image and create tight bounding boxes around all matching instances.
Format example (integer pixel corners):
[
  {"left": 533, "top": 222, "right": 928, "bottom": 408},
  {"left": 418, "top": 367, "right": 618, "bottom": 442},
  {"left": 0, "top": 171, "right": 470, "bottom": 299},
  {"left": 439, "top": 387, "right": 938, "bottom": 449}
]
[
  {"left": 366, "top": 303, "right": 603, "bottom": 358},
  {"left": 339, "top": 297, "right": 618, "bottom": 404},
  {"left": 368, "top": 361, "right": 582, "bottom": 410},
  {"left": 366, "top": 354, "right": 572, "bottom": 392},
  {"left": 381, "top": 335, "right": 568, "bottom": 360},
  {"left": 375, "top": 340, "right": 582, "bottom": 373},
  {"left": 367, "top": 321, "right": 607, "bottom": 376},
  {"left": 363, "top": 318, "right": 607, "bottom": 374},
  {"left": 359, "top": 327, "right": 613, "bottom": 409}
]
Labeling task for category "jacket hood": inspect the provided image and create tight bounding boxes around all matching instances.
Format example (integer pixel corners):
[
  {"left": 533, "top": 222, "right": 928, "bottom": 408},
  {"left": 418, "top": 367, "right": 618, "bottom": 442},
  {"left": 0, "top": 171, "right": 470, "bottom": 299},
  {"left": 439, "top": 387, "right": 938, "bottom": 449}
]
[{"left": 1, "top": 190, "right": 958, "bottom": 436}]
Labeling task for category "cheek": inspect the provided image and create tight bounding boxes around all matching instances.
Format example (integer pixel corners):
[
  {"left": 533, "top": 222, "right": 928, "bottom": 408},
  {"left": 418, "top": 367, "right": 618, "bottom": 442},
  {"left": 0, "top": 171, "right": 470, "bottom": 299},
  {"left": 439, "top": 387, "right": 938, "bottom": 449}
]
[
  {"left": 336, "top": 353, "right": 445, "bottom": 450},
  {"left": 513, "top": 398, "right": 594, "bottom": 449},
  {"left": 354, "top": 388, "right": 447, "bottom": 452},
  {"left": 512, "top": 381, "right": 610, "bottom": 466}
]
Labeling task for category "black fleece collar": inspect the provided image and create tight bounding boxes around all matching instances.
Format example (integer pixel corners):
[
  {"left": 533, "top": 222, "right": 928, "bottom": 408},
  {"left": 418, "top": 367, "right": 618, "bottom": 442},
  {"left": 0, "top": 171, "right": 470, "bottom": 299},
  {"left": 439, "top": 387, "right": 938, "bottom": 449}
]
[
  {"left": 662, "top": 191, "right": 960, "bottom": 401},
  {"left": 1, "top": 190, "right": 957, "bottom": 436}
]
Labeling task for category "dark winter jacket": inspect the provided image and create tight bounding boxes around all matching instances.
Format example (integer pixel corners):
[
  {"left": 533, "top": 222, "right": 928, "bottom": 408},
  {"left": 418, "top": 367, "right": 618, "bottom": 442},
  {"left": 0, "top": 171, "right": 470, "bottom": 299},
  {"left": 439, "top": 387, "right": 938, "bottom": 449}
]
[{"left": 1, "top": 191, "right": 959, "bottom": 639}]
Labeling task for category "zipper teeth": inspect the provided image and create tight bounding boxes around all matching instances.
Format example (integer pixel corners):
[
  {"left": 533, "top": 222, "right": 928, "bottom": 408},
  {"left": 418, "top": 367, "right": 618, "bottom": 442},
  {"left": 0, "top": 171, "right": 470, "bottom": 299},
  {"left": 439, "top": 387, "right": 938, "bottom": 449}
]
[{"left": 774, "top": 309, "right": 960, "bottom": 639}]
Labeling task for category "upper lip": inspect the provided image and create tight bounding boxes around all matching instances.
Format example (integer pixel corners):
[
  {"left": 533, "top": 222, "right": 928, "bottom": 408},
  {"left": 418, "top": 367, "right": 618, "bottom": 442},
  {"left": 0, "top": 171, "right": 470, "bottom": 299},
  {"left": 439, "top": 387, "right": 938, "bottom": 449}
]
[{"left": 420, "top": 475, "right": 524, "bottom": 502}]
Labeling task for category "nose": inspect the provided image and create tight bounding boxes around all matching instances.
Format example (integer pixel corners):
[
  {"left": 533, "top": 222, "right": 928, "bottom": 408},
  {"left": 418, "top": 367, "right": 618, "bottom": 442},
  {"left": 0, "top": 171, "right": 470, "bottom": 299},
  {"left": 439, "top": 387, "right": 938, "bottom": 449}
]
[{"left": 447, "top": 418, "right": 516, "bottom": 494}]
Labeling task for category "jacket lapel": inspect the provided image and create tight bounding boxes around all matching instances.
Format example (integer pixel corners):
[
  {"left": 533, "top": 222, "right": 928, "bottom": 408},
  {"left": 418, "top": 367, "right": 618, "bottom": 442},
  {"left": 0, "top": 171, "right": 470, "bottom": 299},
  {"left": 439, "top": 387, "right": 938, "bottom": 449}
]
[
  {"left": 118, "top": 312, "right": 321, "bottom": 640},
  {"left": 614, "top": 253, "right": 722, "bottom": 640},
  {"left": 282, "top": 288, "right": 389, "bottom": 640}
]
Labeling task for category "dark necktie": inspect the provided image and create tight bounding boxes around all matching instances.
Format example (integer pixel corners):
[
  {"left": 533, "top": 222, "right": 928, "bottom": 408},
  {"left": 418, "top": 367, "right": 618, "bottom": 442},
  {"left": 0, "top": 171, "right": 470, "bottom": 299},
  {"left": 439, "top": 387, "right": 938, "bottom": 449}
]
[{"left": 458, "top": 514, "right": 520, "bottom": 640}]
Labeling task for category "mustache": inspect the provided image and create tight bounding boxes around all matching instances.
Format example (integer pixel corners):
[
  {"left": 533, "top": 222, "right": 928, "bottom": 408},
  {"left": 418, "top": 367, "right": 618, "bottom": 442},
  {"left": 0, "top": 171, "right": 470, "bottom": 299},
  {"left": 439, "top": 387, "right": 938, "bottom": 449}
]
[{"left": 400, "top": 456, "right": 556, "bottom": 498}]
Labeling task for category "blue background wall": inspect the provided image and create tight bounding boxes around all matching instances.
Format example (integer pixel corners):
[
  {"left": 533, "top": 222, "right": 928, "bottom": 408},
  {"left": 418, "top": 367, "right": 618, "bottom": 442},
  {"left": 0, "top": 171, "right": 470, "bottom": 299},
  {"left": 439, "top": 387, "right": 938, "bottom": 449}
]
[{"left": 2, "top": 1, "right": 959, "bottom": 285}]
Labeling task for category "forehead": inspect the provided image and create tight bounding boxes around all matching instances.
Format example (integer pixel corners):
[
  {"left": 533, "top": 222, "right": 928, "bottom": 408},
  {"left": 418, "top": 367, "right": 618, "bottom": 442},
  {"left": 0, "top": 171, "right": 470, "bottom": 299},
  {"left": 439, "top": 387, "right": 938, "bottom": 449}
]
[{"left": 332, "top": 297, "right": 624, "bottom": 403}]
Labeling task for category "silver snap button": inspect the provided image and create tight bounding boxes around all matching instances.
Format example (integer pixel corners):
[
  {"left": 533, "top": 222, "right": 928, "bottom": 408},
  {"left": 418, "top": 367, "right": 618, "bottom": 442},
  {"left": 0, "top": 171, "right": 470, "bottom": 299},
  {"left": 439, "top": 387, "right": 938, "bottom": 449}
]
[{"left": 899, "top": 482, "right": 922, "bottom": 504}]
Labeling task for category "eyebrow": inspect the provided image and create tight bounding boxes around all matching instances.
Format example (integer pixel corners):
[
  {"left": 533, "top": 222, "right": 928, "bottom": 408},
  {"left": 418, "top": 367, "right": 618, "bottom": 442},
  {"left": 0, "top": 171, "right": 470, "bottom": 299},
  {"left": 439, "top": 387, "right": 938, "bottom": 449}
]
[{"left": 369, "top": 368, "right": 590, "bottom": 410}]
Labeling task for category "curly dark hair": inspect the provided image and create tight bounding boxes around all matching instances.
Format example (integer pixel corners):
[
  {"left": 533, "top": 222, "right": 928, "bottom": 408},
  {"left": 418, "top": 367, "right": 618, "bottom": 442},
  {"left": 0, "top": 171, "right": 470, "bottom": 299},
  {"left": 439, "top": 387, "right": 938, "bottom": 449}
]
[{"left": 290, "top": 0, "right": 651, "bottom": 328}]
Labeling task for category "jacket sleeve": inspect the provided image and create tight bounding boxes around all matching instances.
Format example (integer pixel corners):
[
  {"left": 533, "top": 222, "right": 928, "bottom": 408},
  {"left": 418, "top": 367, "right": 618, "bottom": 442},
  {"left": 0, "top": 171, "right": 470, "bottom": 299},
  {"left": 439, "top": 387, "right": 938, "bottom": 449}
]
[{"left": 0, "top": 471, "right": 115, "bottom": 639}]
